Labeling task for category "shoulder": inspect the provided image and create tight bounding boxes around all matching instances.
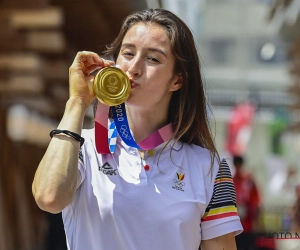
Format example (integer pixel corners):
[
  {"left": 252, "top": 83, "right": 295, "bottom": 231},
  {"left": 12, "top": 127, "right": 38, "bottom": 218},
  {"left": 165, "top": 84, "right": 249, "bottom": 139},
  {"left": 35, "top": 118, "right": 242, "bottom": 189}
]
[
  {"left": 182, "top": 143, "right": 214, "bottom": 163},
  {"left": 182, "top": 143, "right": 222, "bottom": 174},
  {"left": 178, "top": 142, "right": 225, "bottom": 187}
]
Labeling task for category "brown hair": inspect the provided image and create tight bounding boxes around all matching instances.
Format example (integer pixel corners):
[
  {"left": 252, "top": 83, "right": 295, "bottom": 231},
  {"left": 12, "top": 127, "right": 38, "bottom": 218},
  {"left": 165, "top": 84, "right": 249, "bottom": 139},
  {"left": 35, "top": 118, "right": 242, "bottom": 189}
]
[{"left": 102, "top": 8, "right": 219, "bottom": 169}]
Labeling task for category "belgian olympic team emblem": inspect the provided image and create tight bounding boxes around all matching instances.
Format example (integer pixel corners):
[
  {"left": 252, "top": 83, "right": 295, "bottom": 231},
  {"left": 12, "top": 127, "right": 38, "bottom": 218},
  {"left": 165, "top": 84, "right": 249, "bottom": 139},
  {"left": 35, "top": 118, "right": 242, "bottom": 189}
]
[
  {"left": 119, "top": 124, "right": 131, "bottom": 140},
  {"left": 177, "top": 173, "right": 185, "bottom": 181},
  {"left": 172, "top": 173, "right": 185, "bottom": 192}
]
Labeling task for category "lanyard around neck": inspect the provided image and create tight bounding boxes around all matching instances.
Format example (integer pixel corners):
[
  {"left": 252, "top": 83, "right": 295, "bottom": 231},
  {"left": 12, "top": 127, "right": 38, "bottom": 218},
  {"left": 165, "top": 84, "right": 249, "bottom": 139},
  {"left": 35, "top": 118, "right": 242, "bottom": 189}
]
[{"left": 94, "top": 102, "right": 173, "bottom": 154}]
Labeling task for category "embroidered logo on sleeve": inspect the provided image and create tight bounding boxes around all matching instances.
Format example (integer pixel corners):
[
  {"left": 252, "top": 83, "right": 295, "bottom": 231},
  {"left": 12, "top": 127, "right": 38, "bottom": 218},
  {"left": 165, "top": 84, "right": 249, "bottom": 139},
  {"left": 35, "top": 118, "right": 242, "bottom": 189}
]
[
  {"left": 99, "top": 162, "right": 118, "bottom": 176},
  {"left": 172, "top": 173, "right": 185, "bottom": 192}
]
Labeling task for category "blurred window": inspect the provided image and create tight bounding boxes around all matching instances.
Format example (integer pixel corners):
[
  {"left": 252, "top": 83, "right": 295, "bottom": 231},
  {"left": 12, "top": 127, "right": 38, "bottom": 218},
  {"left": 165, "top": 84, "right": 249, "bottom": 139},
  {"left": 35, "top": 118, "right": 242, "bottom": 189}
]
[
  {"left": 249, "top": 37, "right": 288, "bottom": 65},
  {"left": 208, "top": 38, "right": 236, "bottom": 65},
  {"left": 255, "top": 0, "right": 273, "bottom": 5},
  {"left": 210, "top": 0, "right": 232, "bottom": 2}
]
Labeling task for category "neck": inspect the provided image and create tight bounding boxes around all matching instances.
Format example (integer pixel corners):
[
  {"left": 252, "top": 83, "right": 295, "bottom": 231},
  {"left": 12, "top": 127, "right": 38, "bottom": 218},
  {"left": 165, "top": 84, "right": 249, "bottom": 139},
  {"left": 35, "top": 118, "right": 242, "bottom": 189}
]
[{"left": 126, "top": 105, "right": 169, "bottom": 143}]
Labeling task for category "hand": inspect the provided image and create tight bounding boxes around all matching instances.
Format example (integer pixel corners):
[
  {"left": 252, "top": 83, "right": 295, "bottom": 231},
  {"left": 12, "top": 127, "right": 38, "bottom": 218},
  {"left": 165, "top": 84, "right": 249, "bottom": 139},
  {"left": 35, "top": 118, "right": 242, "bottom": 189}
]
[{"left": 68, "top": 51, "right": 114, "bottom": 107}]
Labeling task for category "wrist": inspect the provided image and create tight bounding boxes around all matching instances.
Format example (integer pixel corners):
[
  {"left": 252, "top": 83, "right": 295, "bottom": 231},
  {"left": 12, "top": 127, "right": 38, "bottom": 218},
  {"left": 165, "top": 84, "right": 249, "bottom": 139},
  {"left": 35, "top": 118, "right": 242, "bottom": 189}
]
[
  {"left": 57, "top": 97, "right": 90, "bottom": 133},
  {"left": 66, "top": 97, "right": 90, "bottom": 115}
]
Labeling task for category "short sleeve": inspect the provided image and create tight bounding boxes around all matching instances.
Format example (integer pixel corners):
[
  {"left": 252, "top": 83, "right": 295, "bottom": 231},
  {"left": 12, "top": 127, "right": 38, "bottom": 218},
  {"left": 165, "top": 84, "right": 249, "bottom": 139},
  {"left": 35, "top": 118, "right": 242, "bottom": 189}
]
[
  {"left": 77, "top": 147, "right": 86, "bottom": 187},
  {"left": 201, "top": 159, "right": 243, "bottom": 240},
  {"left": 76, "top": 128, "right": 95, "bottom": 187},
  {"left": 79, "top": 148, "right": 84, "bottom": 165}
]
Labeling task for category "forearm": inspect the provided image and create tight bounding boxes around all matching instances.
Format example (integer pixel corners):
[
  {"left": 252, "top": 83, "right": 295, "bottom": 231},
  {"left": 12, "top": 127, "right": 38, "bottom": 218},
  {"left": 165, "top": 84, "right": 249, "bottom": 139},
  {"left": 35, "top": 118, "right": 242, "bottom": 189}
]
[
  {"left": 33, "top": 51, "right": 112, "bottom": 213},
  {"left": 32, "top": 97, "right": 88, "bottom": 213},
  {"left": 200, "top": 232, "right": 237, "bottom": 250}
]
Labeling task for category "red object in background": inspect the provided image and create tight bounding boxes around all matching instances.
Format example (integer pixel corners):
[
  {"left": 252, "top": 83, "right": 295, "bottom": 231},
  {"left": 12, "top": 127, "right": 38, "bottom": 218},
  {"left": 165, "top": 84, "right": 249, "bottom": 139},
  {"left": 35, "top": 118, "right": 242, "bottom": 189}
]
[
  {"left": 233, "top": 172, "right": 260, "bottom": 232},
  {"left": 225, "top": 102, "right": 256, "bottom": 156},
  {"left": 255, "top": 237, "right": 276, "bottom": 250}
]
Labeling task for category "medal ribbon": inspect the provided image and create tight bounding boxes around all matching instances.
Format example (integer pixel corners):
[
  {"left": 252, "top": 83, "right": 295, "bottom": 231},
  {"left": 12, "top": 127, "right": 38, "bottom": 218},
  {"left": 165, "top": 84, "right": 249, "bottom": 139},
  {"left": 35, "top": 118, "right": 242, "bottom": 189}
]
[{"left": 95, "top": 102, "right": 173, "bottom": 154}]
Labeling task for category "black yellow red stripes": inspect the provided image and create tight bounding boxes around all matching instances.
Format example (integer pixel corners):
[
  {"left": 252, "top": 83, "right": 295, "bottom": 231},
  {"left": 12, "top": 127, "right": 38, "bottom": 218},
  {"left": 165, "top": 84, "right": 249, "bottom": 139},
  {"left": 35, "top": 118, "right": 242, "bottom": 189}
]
[{"left": 201, "top": 159, "right": 238, "bottom": 222}]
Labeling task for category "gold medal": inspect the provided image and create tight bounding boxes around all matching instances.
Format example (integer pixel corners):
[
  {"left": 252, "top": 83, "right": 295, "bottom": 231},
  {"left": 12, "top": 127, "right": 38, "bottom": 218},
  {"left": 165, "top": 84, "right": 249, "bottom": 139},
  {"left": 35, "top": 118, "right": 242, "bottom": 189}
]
[{"left": 93, "top": 67, "right": 131, "bottom": 106}]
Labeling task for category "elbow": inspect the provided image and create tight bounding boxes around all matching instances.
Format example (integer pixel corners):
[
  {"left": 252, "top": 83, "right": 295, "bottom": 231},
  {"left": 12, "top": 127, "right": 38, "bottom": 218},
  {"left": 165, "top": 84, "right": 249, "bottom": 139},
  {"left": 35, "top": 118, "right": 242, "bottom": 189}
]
[
  {"left": 32, "top": 185, "right": 70, "bottom": 214},
  {"left": 36, "top": 198, "right": 65, "bottom": 214},
  {"left": 33, "top": 193, "right": 65, "bottom": 214}
]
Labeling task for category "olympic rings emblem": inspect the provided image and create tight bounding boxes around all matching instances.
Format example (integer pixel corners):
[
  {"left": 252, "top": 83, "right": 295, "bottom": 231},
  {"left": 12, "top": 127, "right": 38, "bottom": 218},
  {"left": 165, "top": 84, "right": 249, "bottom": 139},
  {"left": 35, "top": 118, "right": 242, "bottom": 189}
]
[
  {"left": 173, "top": 179, "right": 185, "bottom": 188},
  {"left": 119, "top": 124, "right": 131, "bottom": 140}
]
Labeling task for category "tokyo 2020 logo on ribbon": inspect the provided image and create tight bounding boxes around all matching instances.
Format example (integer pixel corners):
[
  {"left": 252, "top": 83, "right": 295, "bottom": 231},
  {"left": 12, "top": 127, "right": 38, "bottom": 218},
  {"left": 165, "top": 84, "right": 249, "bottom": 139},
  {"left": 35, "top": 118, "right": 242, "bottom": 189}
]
[{"left": 119, "top": 124, "right": 131, "bottom": 140}]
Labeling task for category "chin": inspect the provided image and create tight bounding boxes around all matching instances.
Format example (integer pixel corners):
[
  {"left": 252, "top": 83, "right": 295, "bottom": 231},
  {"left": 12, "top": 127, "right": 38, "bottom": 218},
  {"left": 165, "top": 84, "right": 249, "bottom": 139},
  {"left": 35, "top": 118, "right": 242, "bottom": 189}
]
[
  {"left": 125, "top": 97, "right": 146, "bottom": 108},
  {"left": 124, "top": 96, "right": 135, "bottom": 106}
]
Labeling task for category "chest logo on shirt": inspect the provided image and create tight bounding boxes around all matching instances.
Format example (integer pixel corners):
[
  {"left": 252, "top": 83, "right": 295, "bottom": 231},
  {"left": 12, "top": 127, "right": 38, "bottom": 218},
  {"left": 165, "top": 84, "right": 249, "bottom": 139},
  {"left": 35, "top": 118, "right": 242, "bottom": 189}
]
[
  {"left": 172, "top": 173, "right": 185, "bottom": 192},
  {"left": 99, "top": 162, "right": 118, "bottom": 176}
]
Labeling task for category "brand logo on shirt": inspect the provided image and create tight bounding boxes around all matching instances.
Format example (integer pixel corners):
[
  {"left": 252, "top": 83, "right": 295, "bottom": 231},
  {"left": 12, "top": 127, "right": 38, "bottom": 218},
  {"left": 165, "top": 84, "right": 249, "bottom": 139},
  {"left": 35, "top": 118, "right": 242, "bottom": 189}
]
[
  {"left": 99, "top": 162, "right": 118, "bottom": 176},
  {"left": 172, "top": 173, "right": 185, "bottom": 192}
]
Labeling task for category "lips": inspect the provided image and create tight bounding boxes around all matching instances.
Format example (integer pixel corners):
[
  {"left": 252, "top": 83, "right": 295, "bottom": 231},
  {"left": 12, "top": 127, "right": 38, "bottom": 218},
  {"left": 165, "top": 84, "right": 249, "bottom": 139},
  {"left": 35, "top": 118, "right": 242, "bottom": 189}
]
[{"left": 129, "top": 79, "right": 139, "bottom": 89}]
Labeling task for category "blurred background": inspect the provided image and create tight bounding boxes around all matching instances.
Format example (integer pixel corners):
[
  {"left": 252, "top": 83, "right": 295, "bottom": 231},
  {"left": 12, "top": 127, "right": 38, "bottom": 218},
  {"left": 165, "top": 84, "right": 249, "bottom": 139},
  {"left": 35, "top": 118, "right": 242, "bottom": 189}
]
[{"left": 0, "top": 0, "right": 300, "bottom": 249}]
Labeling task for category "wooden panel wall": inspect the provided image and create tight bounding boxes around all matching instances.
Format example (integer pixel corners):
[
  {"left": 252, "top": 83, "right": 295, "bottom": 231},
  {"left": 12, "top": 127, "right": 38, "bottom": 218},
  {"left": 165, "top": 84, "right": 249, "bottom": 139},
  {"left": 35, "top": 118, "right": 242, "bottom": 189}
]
[{"left": 0, "top": 107, "right": 48, "bottom": 250}]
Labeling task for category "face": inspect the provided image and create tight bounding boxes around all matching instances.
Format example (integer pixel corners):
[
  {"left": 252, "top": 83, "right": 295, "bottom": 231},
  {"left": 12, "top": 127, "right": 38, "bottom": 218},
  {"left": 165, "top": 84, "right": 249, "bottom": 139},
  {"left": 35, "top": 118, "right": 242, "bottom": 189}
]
[{"left": 116, "top": 22, "right": 181, "bottom": 110}]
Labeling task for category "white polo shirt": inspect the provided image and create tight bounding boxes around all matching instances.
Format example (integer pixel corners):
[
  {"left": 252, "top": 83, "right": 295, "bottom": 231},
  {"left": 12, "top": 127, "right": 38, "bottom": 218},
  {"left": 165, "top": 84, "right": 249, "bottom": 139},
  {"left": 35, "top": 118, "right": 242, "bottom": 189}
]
[{"left": 62, "top": 128, "right": 243, "bottom": 250}]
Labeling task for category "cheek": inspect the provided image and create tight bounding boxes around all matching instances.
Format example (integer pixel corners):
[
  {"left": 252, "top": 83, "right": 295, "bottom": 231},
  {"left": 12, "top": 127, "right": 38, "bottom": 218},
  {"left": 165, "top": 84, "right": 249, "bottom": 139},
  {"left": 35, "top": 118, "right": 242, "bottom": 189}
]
[
  {"left": 116, "top": 56, "right": 121, "bottom": 66},
  {"left": 116, "top": 57, "right": 127, "bottom": 71}
]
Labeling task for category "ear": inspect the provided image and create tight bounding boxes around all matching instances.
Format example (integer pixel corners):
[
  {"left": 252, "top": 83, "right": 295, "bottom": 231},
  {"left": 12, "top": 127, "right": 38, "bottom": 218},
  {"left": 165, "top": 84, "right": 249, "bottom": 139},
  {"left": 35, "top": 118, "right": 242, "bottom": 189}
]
[{"left": 170, "top": 74, "right": 183, "bottom": 92}]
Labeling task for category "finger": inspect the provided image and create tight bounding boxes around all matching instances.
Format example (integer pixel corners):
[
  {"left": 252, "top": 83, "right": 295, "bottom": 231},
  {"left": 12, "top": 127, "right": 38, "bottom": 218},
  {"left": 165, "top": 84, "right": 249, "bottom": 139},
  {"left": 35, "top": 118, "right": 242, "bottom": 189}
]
[
  {"left": 108, "top": 60, "right": 115, "bottom": 66},
  {"left": 87, "top": 64, "right": 102, "bottom": 74},
  {"left": 75, "top": 51, "right": 103, "bottom": 67},
  {"left": 84, "top": 55, "right": 114, "bottom": 69},
  {"left": 85, "top": 75, "right": 95, "bottom": 83},
  {"left": 81, "top": 55, "right": 94, "bottom": 67},
  {"left": 81, "top": 63, "right": 104, "bottom": 76},
  {"left": 100, "top": 58, "right": 115, "bottom": 68},
  {"left": 82, "top": 51, "right": 110, "bottom": 67},
  {"left": 80, "top": 62, "right": 90, "bottom": 75},
  {"left": 70, "top": 51, "right": 114, "bottom": 78},
  {"left": 81, "top": 52, "right": 102, "bottom": 68}
]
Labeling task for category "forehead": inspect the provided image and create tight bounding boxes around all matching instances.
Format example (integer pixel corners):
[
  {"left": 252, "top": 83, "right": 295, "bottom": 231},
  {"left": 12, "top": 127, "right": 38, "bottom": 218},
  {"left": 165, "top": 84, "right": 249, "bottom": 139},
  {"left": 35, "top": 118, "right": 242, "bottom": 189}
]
[{"left": 122, "top": 22, "right": 171, "bottom": 49}]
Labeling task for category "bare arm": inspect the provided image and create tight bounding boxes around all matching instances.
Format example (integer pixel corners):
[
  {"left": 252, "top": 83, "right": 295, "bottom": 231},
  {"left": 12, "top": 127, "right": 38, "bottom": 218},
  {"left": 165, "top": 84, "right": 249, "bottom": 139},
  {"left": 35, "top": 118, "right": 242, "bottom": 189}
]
[
  {"left": 32, "top": 51, "right": 114, "bottom": 213},
  {"left": 200, "top": 232, "right": 237, "bottom": 250}
]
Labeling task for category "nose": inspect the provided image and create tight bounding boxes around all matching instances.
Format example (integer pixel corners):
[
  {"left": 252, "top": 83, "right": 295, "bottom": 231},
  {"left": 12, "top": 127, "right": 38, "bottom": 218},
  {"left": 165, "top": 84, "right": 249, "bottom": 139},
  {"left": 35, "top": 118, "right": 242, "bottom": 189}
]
[{"left": 127, "top": 57, "right": 142, "bottom": 78}]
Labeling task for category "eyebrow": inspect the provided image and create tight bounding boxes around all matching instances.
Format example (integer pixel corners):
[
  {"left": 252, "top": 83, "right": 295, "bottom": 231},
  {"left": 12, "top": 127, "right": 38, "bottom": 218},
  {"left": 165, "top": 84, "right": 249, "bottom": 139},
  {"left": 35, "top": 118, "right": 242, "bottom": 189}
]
[{"left": 121, "top": 43, "right": 168, "bottom": 58}]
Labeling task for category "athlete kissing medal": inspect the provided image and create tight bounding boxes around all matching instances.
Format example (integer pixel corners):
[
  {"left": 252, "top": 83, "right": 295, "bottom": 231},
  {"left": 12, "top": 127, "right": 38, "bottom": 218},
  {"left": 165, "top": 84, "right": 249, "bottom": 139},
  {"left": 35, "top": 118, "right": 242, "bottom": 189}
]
[
  {"left": 94, "top": 67, "right": 173, "bottom": 154},
  {"left": 93, "top": 67, "right": 131, "bottom": 106}
]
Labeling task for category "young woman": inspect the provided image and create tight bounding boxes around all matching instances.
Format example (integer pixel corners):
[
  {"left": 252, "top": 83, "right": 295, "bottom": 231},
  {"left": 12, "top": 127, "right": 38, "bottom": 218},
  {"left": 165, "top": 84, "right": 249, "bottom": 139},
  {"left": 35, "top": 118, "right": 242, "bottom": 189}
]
[{"left": 32, "top": 9, "right": 242, "bottom": 250}]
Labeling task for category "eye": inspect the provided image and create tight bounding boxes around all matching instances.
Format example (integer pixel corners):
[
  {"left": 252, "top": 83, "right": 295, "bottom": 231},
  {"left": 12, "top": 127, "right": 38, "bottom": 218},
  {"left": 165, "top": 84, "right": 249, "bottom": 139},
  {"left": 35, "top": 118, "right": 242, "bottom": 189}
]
[
  {"left": 147, "top": 57, "right": 160, "bottom": 63},
  {"left": 122, "top": 51, "right": 134, "bottom": 57}
]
